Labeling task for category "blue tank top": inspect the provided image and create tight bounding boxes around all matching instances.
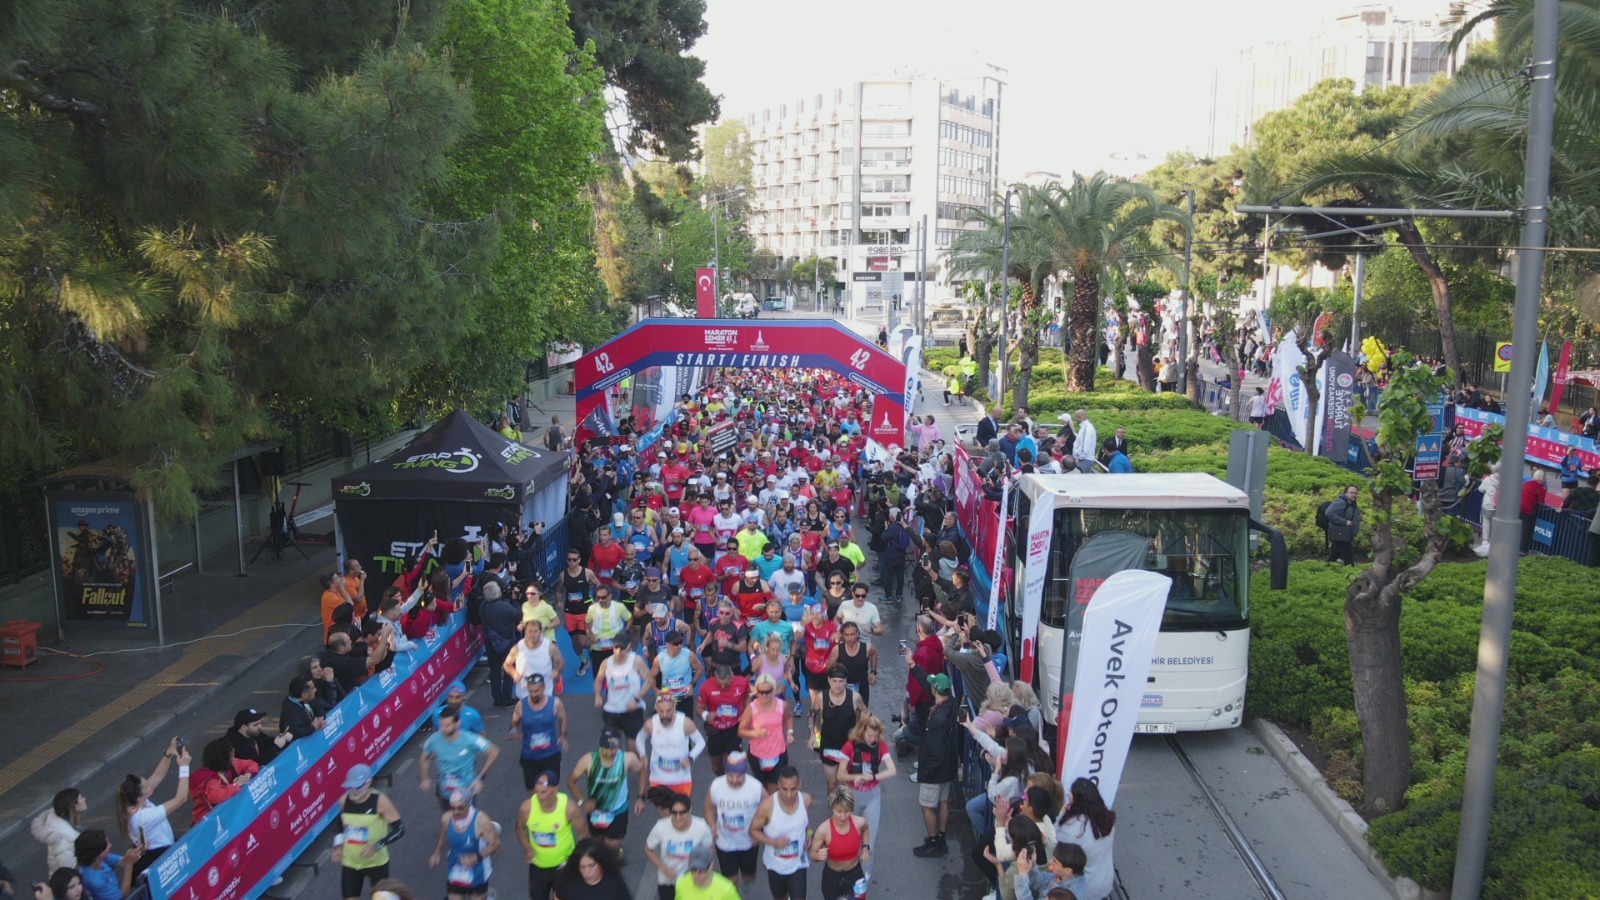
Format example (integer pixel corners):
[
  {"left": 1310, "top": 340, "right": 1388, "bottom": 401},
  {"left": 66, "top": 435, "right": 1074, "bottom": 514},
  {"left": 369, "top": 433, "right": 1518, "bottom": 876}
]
[
  {"left": 519, "top": 696, "right": 560, "bottom": 761},
  {"left": 629, "top": 525, "right": 653, "bottom": 562},
  {"left": 659, "top": 649, "right": 695, "bottom": 699},
  {"left": 446, "top": 808, "right": 491, "bottom": 887},
  {"left": 667, "top": 546, "right": 691, "bottom": 586}
]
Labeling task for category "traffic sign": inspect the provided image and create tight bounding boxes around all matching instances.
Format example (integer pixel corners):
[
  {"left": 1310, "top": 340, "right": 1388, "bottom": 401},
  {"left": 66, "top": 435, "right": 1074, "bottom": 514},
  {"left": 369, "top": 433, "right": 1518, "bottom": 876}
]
[
  {"left": 1494, "top": 341, "right": 1514, "bottom": 373},
  {"left": 1414, "top": 433, "right": 1443, "bottom": 481}
]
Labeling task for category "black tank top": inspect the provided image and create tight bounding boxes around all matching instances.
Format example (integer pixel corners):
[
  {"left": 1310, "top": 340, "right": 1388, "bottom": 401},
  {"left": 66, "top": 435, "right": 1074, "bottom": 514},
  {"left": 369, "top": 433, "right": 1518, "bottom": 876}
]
[
  {"left": 836, "top": 642, "right": 870, "bottom": 693},
  {"left": 820, "top": 688, "right": 857, "bottom": 752},
  {"left": 561, "top": 568, "right": 592, "bottom": 615}
]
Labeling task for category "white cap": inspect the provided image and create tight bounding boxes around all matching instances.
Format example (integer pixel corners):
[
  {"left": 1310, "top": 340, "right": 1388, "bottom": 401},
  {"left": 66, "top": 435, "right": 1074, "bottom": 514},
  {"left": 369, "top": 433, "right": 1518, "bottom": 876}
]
[{"left": 612, "top": 512, "right": 625, "bottom": 525}]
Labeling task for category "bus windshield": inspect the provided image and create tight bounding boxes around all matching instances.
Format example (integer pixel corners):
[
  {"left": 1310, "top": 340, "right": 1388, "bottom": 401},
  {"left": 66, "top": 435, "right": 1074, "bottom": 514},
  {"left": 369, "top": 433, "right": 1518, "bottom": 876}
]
[{"left": 1041, "top": 507, "right": 1250, "bottom": 631}]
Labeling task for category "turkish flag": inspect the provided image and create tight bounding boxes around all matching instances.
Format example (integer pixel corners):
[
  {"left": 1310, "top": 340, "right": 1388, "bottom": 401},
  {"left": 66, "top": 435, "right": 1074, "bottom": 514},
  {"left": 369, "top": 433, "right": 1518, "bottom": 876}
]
[{"left": 695, "top": 267, "right": 716, "bottom": 317}]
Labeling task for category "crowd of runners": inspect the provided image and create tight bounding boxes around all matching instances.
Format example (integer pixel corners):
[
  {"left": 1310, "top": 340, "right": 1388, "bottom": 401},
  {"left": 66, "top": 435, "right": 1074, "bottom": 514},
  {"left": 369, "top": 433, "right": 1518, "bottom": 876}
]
[{"left": 20, "top": 368, "right": 1116, "bottom": 900}]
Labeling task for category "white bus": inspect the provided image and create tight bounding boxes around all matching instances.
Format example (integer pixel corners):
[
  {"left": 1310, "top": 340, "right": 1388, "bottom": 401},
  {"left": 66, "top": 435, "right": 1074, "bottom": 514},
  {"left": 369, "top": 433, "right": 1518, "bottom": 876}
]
[{"left": 1003, "top": 473, "right": 1287, "bottom": 735}]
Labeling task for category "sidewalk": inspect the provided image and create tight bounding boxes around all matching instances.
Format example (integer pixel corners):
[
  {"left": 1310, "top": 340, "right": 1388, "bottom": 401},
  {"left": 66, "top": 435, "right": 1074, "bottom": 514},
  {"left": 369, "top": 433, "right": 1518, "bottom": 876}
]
[{"left": 0, "top": 541, "right": 334, "bottom": 846}]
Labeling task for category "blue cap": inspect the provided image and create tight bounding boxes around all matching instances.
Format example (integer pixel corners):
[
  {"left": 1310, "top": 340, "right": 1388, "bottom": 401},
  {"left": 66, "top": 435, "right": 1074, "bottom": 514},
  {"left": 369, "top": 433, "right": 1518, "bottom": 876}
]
[{"left": 343, "top": 764, "right": 373, "bottom": 789}]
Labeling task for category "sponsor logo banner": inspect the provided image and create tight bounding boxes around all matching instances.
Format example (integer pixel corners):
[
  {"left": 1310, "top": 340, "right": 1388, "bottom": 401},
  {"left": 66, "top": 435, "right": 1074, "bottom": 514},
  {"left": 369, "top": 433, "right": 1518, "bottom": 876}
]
[
  {"left": 1060, "top": 571, "right": 1170, "bottom": 806},
  {"left": 149, "top": 621, "right": 481, "bottom": 900}
]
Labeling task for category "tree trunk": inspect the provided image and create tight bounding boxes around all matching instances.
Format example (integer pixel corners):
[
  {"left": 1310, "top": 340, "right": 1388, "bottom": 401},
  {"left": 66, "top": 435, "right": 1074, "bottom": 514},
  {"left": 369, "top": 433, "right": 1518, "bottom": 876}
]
[
  {"left": 1014, "top": 285, "right": 1039, "bottom": 410},
  {"left": 1068, "top": 270, "right": 1099, "bottom": 392},
  {"left": 1107, "top": 329, "right": 1132, "bottom": 377},
  {"left": 1224, "top": 345, "right": 1247, "bottom": 421},
  {"left": 1394, "top": 220, "right": 1460, "bottom": 381},
  {"left": 1135, "top": 335, "right": 1156, "bottom": 391},
  {"left": 1345, "top": 587, "right": 1412, "bottom": 814}
]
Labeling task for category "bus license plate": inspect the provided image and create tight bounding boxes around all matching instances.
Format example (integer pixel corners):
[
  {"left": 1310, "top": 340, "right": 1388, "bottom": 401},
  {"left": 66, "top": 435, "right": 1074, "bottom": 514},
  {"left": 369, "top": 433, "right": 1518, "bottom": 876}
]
[{"left": 1134, "top": 723, "right": 1176, "bottom": 734}]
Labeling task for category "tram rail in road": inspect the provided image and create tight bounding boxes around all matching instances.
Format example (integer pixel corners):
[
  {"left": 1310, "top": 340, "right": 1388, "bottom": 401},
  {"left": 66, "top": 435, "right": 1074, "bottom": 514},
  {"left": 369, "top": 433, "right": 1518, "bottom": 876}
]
[{"left": 1164, "top": 734, "right": 1287, "bottom": 900}]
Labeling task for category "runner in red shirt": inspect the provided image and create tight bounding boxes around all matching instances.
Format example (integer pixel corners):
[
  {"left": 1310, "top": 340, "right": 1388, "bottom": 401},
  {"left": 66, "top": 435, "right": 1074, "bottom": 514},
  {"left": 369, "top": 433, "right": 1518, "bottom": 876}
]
[
  {"left": 678, "top": 552, "right": 717, "bottom": 632},
  {"left": 714, "top": 537, "right": 750, "bottom": 599},
  {"left": 662, "top": 457, "right": 689, "bottom": 503},
  {"left": 800, "top": 604, "right": 840, "bottom": 720},
  {"left": 588, "top": 529, "right": 627, "bottom": 587},
  {"left": 698, "top": 666, "right": 752, "bottom": 776}
]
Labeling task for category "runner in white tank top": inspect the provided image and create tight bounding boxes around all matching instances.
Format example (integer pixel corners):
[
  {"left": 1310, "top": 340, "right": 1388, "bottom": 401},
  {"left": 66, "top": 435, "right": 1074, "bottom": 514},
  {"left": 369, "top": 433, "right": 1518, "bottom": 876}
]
[
  {"left": 509, "top": 628, "right": 558, "bottom": 700},
  {"left": 600, "top": 652, "right": 645, "bottom": 715},
  {"left": 635, "top": 694, "right": 706, "bottom": 790}
]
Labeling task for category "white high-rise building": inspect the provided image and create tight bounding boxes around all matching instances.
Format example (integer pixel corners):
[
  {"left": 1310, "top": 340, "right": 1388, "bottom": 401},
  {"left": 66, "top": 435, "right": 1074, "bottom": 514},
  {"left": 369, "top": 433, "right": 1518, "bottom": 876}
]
[
  {"left": 732, "top": 64, "right": 1005, "bottom": 319},
  {"left": 1232, "top": 2, "right": 1491, "bottom": 146}
]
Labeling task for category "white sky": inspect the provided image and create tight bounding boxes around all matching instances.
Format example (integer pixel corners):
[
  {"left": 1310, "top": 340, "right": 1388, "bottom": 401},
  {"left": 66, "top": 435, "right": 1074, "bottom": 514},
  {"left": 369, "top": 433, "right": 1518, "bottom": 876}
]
[{"left": 697, "top": 0, "right": 1355, "bottom": 178}]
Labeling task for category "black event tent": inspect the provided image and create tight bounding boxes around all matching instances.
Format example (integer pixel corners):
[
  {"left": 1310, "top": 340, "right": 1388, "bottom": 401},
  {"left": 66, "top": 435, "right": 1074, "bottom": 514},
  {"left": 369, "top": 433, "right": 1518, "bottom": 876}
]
[{"left": 331, "top": 410, "right": 569, "bottom": 575}]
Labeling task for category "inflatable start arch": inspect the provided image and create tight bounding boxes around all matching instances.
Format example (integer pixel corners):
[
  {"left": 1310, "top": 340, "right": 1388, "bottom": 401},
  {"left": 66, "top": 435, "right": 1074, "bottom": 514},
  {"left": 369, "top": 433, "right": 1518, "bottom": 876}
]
[{"left": 572, "top": 318, "right": 909, "bottom": 452}]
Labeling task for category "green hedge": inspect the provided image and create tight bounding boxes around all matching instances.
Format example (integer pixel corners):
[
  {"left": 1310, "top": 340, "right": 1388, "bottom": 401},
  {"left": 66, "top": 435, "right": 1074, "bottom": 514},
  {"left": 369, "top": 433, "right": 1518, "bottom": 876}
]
[{"left": 1249, "top": 556, "right": 1600, "bottom": 896}]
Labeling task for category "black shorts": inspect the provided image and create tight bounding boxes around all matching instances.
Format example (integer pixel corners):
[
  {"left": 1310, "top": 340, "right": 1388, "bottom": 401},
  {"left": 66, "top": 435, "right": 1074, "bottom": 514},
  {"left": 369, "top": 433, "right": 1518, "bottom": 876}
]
[
  {"left": 602, "top": 708, "right": 645, "bottom": 741},
  {"left": 341, "top": 864, "right": 388, "bottom": 899},
  {"left": 766, "top": 867, "right": 809, "bottom": 899},
  {"left": 528, "top": 862, "right": 561, "bottom": 900},
  {"left": 520, "top": 754, "right": 562, "bottom": 791},
  {"left": 805, "top": 670, "right": 829, "bottom": 692},
  {"left": 821, "top": 864, "right": 864, "bottom": 900},
  {"left": 717, "top": 846, "right": 759, "bottom": 878},
  {"left": 752, "top": 751, "right": 789, "bottom": 786},
  {"left": 589, "top": 808, "right": 630, "bottom": 840},
  {"left": 706, "top": 725, "right": 742, "bottom": 757}
]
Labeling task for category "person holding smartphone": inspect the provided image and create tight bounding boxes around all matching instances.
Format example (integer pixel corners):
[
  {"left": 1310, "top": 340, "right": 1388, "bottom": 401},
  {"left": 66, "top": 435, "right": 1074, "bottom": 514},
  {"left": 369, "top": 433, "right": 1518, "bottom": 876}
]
[{"left": 114, "top": 738, "right": 190, "bottom": 877}]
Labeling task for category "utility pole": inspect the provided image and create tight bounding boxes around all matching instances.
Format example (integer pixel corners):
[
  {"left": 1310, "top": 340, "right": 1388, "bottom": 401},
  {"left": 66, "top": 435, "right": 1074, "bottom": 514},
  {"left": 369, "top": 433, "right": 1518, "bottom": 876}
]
[
  {"left": 1453, "top": 0, "right": 1558, "bottom": 895},
  {"left": 997, "top": 188, "right": 1015, "bottom": 406},
  {"left": 1179, "top": 189, "right": 1195, "bottom": 396},
  {"left": 918, "top": 214, "right": 929, "bottom": 335},
  {"left": 815, "top": 256, "right": 821, "bottom": 313},
  {"left": 1350, "top": 251, "right": 1366, "bottom": 351},
  {"left": 708, "top": 186, "right": 745, "bottom": 314}
]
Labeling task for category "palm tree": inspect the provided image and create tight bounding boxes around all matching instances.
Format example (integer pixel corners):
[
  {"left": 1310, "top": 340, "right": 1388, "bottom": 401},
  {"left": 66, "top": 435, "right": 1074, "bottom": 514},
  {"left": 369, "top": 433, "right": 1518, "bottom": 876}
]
[
  {"left": 946, "top": 185, "right": 1056, "bottom": 409},
  {"left": 1037, "top": 174, "right": 1188, "bottom": 392}
]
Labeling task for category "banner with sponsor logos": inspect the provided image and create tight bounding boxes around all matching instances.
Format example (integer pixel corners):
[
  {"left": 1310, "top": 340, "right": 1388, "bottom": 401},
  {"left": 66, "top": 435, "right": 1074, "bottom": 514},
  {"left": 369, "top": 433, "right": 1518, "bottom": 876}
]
[
  {"left": 1265, "top": 329, "right": 1310, "bottom": 449},
  {"left": 1317, "top": 350, "right": 1358, "bottom": 463},
  {"left": 1060, "top": 570, "right": 1170, "bottom": 805},
  {"left": 149, "top": 619, "right": 481, "bottom": 900},
  {"left": 1047, "top": 531, "right": 1153, "bottom": 745},
  {"left": 1456, "top": 406, "right": 1600, "bottom": 472},
  {"left": 572, "top": 319, "right": 907, "bottom": 452},
  {"left": 951, "top": 444, "right": 1002, "bottom": 582}
]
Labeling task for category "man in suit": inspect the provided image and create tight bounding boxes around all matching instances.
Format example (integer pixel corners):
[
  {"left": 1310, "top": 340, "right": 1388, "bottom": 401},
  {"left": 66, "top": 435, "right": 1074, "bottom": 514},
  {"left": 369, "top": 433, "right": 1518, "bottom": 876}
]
[
  {"left": 280, "top": 676, "right": 324, "bottom": 739},
  {"left": 1108, "top": 426, "right": 1130, "bottom": 457},
  {"left": 973, "top": 407, "right": 1002, "bottom": 451}
]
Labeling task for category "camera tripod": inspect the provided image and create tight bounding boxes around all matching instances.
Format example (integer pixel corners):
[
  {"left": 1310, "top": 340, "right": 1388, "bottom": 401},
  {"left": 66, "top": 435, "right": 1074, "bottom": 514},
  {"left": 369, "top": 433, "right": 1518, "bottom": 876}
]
[{"left": 252, "top": 480, "right": 311, "bottom": 563}]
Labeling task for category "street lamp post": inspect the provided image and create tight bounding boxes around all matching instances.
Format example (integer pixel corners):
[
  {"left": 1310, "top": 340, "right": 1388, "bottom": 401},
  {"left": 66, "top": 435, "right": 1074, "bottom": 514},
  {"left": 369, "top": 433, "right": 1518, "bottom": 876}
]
[
  {"left": 996, "top": 186, "right": 1017, "bottom": 406},
  {"left": 709, "top": 186, "right": 746, "bottom": 312},
  {"left": 1179, "top": 189, "right": 1195, "bottom": 396}
]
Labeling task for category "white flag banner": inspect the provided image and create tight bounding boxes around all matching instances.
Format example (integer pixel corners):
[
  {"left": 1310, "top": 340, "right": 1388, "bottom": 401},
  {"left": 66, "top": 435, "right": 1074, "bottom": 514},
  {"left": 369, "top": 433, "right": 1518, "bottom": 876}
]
[
  {"left": 1060, "top": 569, "right": 1171, "bottom": 806},
  {"left": 1018, "top": 490, "right": 1057, "bottom": 683},
  {"left": 985, "top": 477, "right": 1011, "bottom": 632},
  {"left": 1267, "top": 330, "right": 1310, "bottom": 448}
]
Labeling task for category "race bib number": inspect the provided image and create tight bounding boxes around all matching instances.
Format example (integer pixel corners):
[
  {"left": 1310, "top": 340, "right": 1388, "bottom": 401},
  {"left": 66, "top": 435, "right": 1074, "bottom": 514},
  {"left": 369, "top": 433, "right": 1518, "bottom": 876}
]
[
  {"left": 528, "top": 731, "right": 554, "bottom": 752},
  {"left": 658, "top": 755, "right": 686, "bottom": 774},
  {"left": 343, "top": 826, "right": 370, "bottom": 847},
  {"left": 716, "top": 704, "right": 738, "bottom": 719},
  {"left": 448, "top": 865, "right": 476, "bottom": 888},
  {"left": 591, "top": 810, "right": 615, "bottom": 827},
  {"left": 758, "top": 756, "right": 780, "bottom": 769},
  {"left": 778, "top": 838, "right": 802, "bottom": 859},
  {"left": 533, "top": 830, "right": 558, "bottom": 848}
]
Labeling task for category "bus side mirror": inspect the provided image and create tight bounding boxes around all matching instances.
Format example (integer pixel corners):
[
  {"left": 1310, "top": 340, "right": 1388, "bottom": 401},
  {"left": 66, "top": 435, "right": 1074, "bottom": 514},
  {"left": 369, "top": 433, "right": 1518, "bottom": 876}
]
[{"left": 1249, "top": 518, "right": 1289, "bottom": 590}]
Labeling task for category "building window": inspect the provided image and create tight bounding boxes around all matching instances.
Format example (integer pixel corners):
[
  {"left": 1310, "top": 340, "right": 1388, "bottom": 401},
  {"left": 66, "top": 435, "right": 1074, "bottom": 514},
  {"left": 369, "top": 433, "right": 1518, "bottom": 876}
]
[
  {"left": 863, "top": 120, "right": 910, "bottom": 138},
  {"left": 937, "top": 229, "right": 961, "bottom": 247},
  {"left": 1409, "top": 41, "right": 1449, "bottom": 83}
]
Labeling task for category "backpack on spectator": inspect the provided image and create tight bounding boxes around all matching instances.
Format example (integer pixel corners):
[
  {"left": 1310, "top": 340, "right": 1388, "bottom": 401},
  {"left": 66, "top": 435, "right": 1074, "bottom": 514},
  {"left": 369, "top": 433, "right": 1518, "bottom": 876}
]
[{"left": 1315, "top": 501, "right": 1332, "bottom": 530}]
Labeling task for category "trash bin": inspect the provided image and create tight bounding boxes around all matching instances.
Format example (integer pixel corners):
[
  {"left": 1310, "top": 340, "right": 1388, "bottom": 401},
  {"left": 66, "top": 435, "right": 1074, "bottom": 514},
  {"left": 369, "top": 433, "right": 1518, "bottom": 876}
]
[{"left": 0, "top": 620, "right": 42, "bottom": 667}]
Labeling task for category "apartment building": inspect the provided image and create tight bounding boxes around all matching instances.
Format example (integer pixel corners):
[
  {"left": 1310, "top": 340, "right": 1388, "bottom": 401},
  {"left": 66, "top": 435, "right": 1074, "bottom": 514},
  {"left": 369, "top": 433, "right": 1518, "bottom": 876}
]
[
  {"left": 734, "top": 64, "right": 1005, "bottom": 318},
  {"left": 1232, "top": 2, "right": 1490, "bottom": 146}
]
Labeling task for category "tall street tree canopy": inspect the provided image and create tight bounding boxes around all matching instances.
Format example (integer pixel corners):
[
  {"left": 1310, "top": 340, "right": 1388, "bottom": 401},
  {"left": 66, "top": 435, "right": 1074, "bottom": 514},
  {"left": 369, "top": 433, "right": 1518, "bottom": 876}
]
[{"left": 0, "top": 0, "right": 611, "bottom": 519}]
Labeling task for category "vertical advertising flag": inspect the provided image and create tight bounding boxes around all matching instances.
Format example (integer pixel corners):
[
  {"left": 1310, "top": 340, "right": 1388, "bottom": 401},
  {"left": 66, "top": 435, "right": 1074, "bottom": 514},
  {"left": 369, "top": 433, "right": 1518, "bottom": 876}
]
[
  {"left": 986, "top": 477, "right": 1010, "bottom": 632},
  {"left": 1533, "top": 340, "right": 1550, "bottom": 409},
  {"left": 1053, "top": 532, "right": 1153, "bottom": 757},
  {"left": 695, "top": 267, "right": 717, "bottom": 317},
  {"left": 47, "top": 492, "right": 152, "bottom": 625},
  {"left": 1017, "top": 492, "right": 1056, "bottom": 684},
  {"left": 1319, "top": 350, "right": 1358, "bottom": 462},
  {"left": 1550, "top": 340, "right": 1575, "bottom": 413},
  {"left": 1060, "top": 570, "right": 1171, "bottom": 805}
]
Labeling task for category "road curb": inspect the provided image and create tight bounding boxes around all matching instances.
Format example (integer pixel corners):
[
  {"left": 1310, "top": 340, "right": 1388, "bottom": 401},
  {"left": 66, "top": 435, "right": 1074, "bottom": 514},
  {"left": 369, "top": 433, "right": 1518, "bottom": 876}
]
[
  {"left": 1249, "top": 718, "right": 1429, "bottom": 900},
  {"left": 0, "top": 612, "right": 320, "bottom": 849}
]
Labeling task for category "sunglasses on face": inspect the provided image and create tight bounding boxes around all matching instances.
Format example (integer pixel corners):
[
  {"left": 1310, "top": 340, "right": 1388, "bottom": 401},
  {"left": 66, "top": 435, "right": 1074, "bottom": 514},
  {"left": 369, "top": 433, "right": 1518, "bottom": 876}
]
[{"left": 758, "top": 689, "right": 774, "bottom": 696}]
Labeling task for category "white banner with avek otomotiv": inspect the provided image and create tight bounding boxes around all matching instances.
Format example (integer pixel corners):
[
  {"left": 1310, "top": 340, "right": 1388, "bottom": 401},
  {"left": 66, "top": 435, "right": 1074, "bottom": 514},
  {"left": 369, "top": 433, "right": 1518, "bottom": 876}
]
[{"left": 1060, "top": 569, "right": 1171, "bottom": 806}]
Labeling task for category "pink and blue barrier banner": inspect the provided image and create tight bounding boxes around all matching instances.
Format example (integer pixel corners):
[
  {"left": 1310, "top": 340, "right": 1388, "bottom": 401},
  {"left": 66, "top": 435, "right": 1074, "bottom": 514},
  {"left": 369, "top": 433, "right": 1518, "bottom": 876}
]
[
  {"left": 1455, "top": 406, "right": 1600, "bottom": 472},
  {"left": 149, "top": 619, "right": 482, "bottom": 900}
]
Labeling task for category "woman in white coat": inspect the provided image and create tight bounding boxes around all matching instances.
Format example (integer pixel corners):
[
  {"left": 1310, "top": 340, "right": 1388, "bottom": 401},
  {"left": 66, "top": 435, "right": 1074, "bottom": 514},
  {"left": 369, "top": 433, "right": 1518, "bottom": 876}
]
[{"left": 31, "top": 788, "right": 87, "bottom": 873}]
